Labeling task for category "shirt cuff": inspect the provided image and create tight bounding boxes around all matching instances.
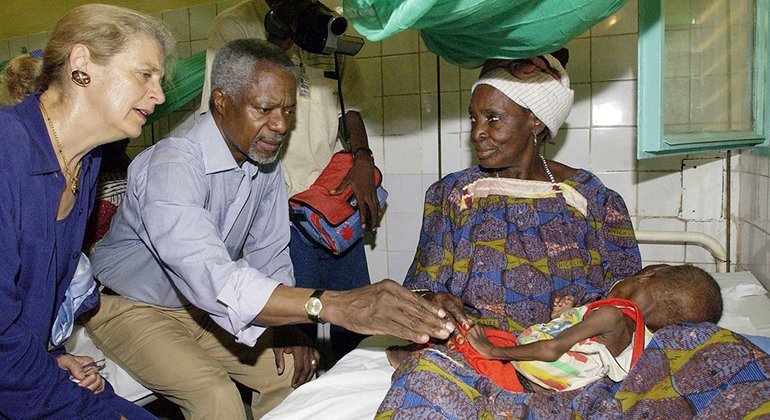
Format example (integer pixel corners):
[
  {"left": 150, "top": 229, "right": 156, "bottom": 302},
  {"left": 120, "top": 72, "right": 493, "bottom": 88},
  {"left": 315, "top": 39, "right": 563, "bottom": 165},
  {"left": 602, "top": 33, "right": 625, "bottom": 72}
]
[{"left": 216, "top": 262, "right": 284, "bottom": 346}]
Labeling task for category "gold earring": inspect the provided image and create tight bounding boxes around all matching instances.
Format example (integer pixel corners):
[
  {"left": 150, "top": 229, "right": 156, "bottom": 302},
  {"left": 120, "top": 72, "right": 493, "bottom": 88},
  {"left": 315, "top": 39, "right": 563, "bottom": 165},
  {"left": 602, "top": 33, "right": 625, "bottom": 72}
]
[{"left": 71, "top": 69, "right": 91, "bottom": 87}]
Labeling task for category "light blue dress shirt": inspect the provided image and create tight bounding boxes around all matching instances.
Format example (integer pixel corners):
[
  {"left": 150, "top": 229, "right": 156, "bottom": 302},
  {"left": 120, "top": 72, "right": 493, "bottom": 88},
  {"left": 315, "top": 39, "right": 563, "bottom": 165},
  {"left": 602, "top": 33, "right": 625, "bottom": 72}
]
[
  {"left": 51, "top": 253, "right": 97, "bottom": 347},
  {"left": 92, "top": 113, "right": 294, "bottom": 346}
]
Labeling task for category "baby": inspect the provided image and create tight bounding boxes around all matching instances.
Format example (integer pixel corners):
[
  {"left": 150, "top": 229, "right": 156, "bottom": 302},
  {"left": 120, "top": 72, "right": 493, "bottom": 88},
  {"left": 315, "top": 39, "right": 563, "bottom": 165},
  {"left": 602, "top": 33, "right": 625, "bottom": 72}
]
[{"left": 388, "top": 265, "right": 723, "bottom": 393}]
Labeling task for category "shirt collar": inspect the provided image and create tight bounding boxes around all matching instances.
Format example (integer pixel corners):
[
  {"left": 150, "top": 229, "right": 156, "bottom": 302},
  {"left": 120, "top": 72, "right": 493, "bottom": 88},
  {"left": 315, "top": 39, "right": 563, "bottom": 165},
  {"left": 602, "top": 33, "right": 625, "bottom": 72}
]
[
  {"left": 197, "top": 112, "right": 260, "bottom": 176},
  {"left": 21, "top": 94, "right": 62, "bottom": 176},
  {"left": 22, "top": 93, "right": 95, "bottom": 176}
]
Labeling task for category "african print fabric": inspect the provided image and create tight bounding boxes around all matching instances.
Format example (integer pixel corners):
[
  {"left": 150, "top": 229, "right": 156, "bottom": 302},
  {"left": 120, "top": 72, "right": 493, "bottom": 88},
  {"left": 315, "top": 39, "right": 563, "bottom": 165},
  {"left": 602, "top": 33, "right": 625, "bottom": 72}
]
[
  {"left": 404, "top": 167, "right": 642, "bottom": 333},
  {"left": 376, "top": 324, "right": 770, "bottom": 418}
]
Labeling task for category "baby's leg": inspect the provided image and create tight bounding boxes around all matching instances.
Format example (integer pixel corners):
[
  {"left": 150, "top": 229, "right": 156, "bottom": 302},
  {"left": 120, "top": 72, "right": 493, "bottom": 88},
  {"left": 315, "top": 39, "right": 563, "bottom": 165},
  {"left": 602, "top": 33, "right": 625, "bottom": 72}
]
[{"left": 550, "top": 295, "right": 575, "bottom": 319}]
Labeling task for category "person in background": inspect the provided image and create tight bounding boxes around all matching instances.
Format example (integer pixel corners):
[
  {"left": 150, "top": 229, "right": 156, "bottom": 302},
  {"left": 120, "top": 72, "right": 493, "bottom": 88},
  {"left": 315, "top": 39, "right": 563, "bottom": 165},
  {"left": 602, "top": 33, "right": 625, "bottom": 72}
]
[
  {"left": 0, "top": 52, "right": 43, "bottom": 106},
  {"left": 86, "top": 39, "right": 453, "bottom": 420},
  {"left": 0, "top": 4, "right": 174, "bottom": 418},
  {"left": 201, "top": 0, "right": 380, "bottom": 367}
]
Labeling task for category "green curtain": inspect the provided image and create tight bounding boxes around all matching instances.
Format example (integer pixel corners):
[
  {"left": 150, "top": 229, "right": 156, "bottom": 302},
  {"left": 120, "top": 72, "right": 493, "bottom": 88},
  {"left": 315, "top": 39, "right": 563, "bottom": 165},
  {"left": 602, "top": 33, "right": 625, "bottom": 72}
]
[
  {"left": 343, "top": 0, "right": 629, "bottom": 68},
  {"left": 146, "top": 50, "right": 206, "bottom": 125}
]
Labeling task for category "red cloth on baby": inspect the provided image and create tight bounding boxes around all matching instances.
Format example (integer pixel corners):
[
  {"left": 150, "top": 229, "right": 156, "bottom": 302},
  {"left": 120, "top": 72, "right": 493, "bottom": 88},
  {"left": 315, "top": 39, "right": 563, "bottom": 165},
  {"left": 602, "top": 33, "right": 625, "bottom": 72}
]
[{"left": 451, "top": 325, "right": 524, "bottom": 393}]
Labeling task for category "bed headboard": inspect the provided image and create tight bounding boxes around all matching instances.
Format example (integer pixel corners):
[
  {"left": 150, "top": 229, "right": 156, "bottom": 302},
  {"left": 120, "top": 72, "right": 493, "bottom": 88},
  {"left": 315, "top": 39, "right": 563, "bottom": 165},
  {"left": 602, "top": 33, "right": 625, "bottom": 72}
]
[{"left": 634, "top": 230, "right": 728, "bottom": 273}]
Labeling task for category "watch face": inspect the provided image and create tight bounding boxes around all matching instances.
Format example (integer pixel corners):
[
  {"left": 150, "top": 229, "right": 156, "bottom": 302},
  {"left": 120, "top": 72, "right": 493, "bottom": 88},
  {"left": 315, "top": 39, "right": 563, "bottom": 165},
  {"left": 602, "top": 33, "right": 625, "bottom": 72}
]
[{"left": 305, "top": 297, "right": 323, "bottom": 316}]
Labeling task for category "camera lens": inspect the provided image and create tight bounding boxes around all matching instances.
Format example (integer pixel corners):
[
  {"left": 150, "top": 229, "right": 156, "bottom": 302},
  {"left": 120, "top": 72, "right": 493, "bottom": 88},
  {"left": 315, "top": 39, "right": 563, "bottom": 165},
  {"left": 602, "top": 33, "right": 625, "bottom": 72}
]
[{"left": 328, "top": 16, "right": 347, "bottom": 36}]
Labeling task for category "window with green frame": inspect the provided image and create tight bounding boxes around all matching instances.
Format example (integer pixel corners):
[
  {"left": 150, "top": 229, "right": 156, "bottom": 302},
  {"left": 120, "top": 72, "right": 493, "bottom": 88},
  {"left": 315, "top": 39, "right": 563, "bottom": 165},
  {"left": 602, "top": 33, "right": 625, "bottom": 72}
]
[{"left": 637, "top": 0, "right": 770, "bottom": 159}]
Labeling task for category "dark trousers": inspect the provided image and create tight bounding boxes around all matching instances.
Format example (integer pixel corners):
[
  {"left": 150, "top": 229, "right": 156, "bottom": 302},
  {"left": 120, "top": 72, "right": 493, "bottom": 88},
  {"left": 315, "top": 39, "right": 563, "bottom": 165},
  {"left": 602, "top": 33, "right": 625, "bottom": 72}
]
[{"left": 289, "top": 226, "right": 370, "bottom": 367}]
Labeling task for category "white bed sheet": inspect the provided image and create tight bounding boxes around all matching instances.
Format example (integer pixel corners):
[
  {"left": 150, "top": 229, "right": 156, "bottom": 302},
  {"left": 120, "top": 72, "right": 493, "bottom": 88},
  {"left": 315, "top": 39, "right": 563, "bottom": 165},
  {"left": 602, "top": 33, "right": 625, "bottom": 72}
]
[
  {"left": 263, "top": 271, "right": 770, "bottom": 420},
  {"left": 262, "top": 335, "right": 403, "bottom": 420},
  {"left": 712, "top": 271, "right": 770, "bottom": 337},
  {"left": 65, "top": 325, "right": 154, "bottom": 404}
]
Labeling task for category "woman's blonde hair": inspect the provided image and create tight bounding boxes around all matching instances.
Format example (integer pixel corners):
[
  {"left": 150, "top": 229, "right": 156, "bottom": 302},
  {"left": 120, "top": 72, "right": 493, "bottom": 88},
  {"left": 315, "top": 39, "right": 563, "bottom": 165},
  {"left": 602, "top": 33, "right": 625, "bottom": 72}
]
[
  {"left": 38, "top": 3, "right": 176, "bottom": 90},
  {"left": 0, "top": 55, "right": 43, "bottom": 105}
]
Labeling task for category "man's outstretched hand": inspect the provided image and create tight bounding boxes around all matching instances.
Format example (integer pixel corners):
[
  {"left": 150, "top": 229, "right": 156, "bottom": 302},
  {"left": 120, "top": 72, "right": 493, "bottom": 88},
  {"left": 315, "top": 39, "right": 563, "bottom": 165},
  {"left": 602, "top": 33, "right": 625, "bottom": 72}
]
[{"left": 323, "top": 280, "right": 455, "bottom": 344}]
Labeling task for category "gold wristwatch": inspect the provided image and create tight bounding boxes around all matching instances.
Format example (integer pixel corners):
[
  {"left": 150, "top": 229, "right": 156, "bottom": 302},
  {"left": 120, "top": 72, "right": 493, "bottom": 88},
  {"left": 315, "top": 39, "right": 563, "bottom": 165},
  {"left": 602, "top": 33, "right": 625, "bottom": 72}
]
[{"left": 304, "top": 289, "right": 326, "bottom": 323}]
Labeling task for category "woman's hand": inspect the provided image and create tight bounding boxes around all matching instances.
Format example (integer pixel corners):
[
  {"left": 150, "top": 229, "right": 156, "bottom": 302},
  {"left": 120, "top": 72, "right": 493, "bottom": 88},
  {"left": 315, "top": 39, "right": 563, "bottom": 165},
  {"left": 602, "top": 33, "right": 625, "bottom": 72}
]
[
  {"left": 56, "top": 354, "right": 105, "bottom": 394},
  {"left": 422, "top": 291, "right": 472, "bottom": 332}
]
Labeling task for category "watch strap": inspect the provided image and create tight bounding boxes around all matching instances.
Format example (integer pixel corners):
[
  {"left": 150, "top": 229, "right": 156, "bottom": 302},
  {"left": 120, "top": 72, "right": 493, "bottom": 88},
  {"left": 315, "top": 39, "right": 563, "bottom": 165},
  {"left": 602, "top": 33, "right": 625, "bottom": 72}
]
[{"left": 308, "top": 289, "right": 326, "bottom": 324}]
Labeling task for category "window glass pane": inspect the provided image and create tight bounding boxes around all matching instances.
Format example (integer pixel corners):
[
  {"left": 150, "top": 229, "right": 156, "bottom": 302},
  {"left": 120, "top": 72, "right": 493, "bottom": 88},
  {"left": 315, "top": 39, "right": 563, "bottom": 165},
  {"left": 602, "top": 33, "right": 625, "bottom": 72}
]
[{"left": 663, "top": 0, "right": 755, "bottom": 135}]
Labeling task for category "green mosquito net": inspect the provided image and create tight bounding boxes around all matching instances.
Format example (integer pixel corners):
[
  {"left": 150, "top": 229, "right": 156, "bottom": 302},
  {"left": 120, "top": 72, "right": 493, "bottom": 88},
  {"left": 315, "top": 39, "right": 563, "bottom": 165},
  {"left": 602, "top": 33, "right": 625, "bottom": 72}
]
[
  {"left": 343, "top": 0, "right": 629, "bottom": 68},
  {"left": 145, "top": 51, "right": 206, "bottom": 125}
]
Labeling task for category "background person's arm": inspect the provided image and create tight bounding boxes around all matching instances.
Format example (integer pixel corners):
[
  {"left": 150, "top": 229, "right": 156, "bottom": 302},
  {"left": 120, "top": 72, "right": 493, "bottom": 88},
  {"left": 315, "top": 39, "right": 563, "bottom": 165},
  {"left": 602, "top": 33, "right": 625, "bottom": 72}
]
[
  {"left": 330, "top": 56, "right": 381, "bottom": 230},
  {"left": 331, "top": 110, "right": 380, "bottom": 230}
]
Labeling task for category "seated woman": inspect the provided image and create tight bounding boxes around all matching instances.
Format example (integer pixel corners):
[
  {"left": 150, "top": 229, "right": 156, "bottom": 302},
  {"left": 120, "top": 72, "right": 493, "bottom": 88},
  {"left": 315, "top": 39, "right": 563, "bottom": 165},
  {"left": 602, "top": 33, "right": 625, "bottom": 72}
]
[
  {"left": 377, "top": 53, "right": 642, "bottom": 416},
  {"left": 0, "top": 4, "right": 173, "bottom": 418}
]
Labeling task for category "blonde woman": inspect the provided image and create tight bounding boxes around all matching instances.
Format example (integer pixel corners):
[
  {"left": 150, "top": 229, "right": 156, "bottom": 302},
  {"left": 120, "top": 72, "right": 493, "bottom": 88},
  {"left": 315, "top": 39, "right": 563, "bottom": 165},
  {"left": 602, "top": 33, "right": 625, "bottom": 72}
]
[{"left": 0, "top": 4, "right": 174, "bottom": 418}]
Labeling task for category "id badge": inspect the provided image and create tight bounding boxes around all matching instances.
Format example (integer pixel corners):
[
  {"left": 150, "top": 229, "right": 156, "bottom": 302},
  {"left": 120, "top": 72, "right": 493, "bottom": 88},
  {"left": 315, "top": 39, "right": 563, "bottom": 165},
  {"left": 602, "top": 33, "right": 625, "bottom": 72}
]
[{"left": 299, "top": 75, "right": 311, "bottom": 97}]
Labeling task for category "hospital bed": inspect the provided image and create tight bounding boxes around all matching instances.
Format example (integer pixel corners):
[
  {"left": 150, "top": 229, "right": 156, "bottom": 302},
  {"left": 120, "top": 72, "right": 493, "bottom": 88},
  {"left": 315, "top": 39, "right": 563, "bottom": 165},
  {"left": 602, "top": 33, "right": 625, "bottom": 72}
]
[{"left": 66, "top": 230, "right": 770, "bottom": 415}]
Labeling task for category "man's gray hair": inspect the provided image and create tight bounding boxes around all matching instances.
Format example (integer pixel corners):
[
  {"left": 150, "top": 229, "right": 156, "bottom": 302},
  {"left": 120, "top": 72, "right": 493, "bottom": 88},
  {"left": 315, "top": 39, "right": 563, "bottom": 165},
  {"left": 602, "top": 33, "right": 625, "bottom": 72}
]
[{"left": 210, "top": 38, "right": 296, "bottom": 108}]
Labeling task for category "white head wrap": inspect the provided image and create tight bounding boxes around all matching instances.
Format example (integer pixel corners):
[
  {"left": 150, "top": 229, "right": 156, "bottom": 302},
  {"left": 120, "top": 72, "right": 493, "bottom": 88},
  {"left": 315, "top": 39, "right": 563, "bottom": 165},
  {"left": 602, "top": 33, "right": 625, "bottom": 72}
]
[{"left": 471, "top": 54, "right": 574, "bottom": 138}]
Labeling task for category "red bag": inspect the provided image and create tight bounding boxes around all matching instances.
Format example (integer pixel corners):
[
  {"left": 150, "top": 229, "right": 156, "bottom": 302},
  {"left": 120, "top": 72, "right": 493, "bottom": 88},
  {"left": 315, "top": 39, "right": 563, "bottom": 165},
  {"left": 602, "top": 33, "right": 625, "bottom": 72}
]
[{"left": 289, "top": 152, "right": 388, "bottom": 254}]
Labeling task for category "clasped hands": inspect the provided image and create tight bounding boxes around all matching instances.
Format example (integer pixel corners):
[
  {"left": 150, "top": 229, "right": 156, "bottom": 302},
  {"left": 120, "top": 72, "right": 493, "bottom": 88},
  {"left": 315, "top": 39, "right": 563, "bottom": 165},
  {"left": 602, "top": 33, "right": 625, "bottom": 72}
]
[
  {"left": 57, "top": 353, "right": 106, "bottom": 394},
  {"left": 401, "top": 292, "right": 577, "bottom": 361}
]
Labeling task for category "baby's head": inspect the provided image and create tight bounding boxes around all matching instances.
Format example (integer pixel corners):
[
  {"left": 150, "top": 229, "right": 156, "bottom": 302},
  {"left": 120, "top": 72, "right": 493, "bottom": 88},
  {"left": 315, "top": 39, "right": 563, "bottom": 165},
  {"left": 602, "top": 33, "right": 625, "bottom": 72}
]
[{"left": 607, "top": 264, "right": 722, "bottom": 331}]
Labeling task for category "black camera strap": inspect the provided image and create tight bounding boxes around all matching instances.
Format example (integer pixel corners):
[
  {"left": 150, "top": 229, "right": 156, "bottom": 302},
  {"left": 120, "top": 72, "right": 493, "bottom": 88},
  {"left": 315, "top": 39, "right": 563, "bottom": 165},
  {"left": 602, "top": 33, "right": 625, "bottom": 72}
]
[{"left": 333, "top": 53, "right": 351, "bottom": 150}]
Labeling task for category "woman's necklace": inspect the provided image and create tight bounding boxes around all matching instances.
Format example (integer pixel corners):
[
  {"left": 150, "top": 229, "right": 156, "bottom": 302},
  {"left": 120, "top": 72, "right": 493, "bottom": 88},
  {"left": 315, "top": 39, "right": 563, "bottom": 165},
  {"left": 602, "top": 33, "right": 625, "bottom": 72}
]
[
  {"left": 487, "top": 155, "right": 557, "bottom": 182},
  {"left": 39, "top": 100, "right": 81, "bottom": 195},
  {"left": 539, "top": 154, "right": 556, "bottom": 183}
]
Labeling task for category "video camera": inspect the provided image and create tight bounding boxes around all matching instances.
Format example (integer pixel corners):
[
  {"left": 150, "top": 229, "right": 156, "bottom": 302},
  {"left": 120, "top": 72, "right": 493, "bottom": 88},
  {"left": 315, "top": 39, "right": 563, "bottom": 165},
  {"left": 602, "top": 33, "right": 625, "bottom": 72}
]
[{"left": 265, "top": 0, "right": 364, "bottom": 56}]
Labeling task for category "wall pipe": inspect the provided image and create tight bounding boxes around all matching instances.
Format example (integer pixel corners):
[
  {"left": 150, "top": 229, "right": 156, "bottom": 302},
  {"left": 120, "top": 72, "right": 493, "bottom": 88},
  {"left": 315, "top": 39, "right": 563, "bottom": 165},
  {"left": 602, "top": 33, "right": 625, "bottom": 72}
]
[{"left": 635, "top": 230, "right": 728, "bottom": 273}]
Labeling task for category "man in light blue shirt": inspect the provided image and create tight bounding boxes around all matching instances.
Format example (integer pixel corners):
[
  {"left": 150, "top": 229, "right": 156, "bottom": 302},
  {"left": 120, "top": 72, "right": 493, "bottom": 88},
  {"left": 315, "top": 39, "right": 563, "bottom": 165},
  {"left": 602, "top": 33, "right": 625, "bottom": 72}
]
[{"left": 86, "top": 39, "right": 455, "bottom": 419}]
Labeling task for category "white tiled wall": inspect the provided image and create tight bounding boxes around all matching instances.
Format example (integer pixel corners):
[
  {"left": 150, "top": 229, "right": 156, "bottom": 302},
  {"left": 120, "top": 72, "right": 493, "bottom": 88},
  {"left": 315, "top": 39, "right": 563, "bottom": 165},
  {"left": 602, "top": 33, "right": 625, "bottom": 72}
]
[
  {"left": 738, "top": 153, "right": 770, "bottom": 287},
  {"left": 4, "top": 0, "right": 767, "bottom": 284}
]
